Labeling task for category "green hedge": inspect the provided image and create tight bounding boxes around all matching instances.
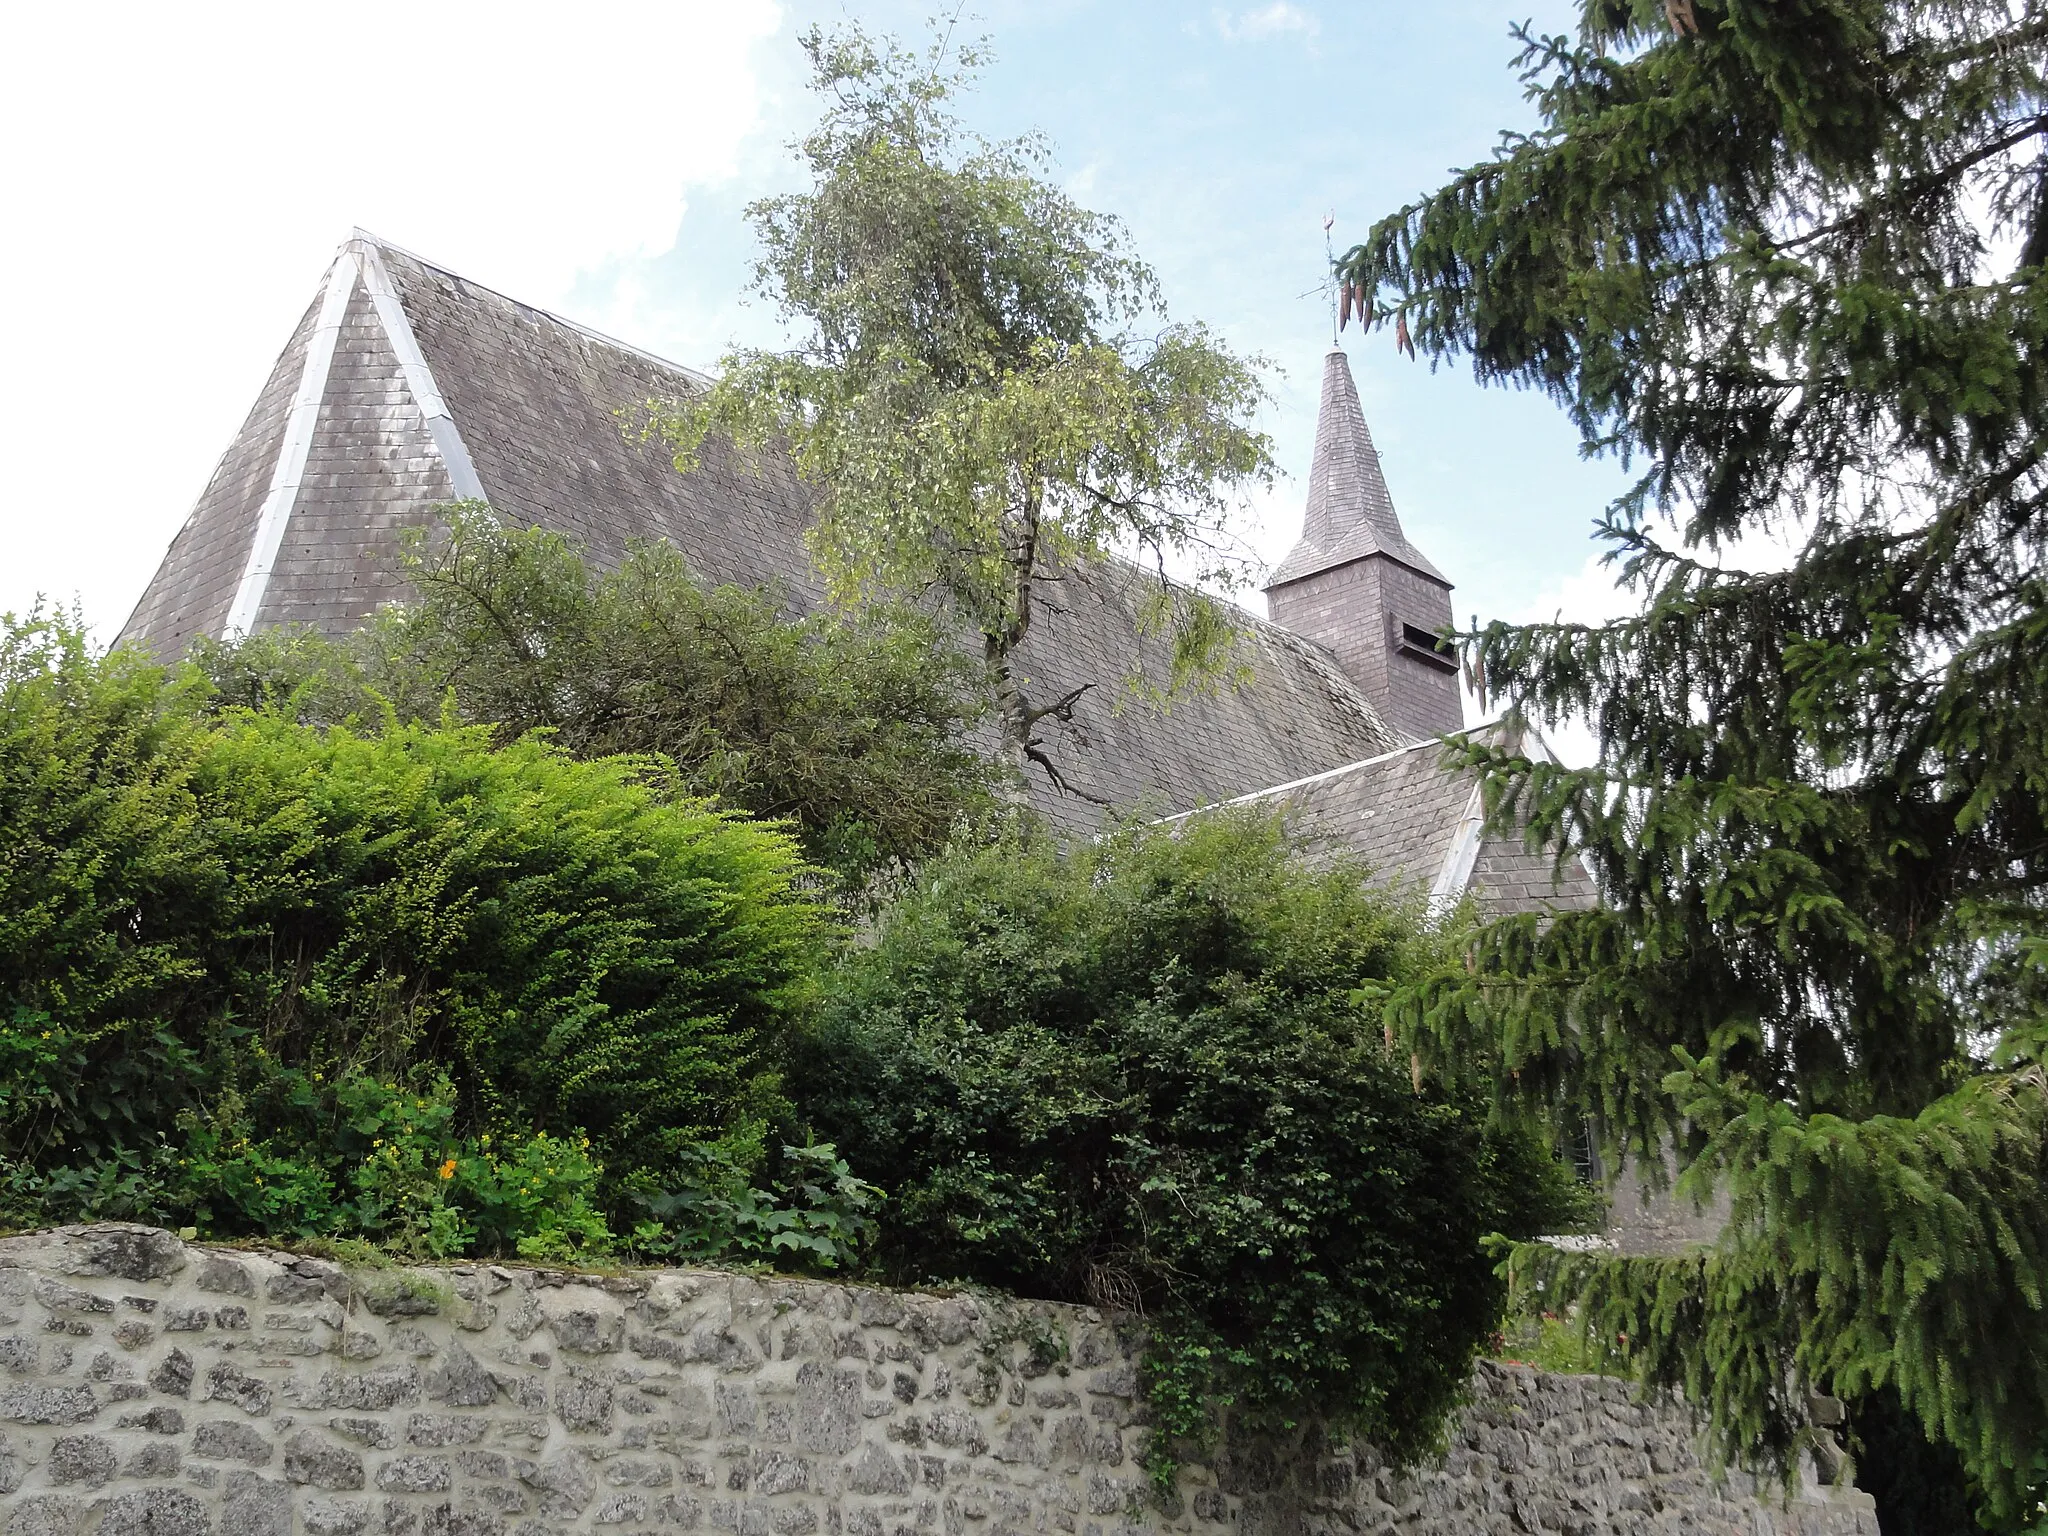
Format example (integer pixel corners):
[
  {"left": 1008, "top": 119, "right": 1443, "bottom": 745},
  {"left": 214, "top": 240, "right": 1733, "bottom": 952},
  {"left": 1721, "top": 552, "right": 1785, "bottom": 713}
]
[
  {"left": 1, "top": 614, "right": 824, "bottom": 1255},
  {"left": 2, "top": 610, "right": 1597, "bottom": 1467}
]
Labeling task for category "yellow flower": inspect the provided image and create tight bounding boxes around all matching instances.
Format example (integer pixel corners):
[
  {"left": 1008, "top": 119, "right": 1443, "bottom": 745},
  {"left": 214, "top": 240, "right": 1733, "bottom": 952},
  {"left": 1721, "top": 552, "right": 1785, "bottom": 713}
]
[{"left": 438, "top": 1158, "right": 458, "bottom": 1181}]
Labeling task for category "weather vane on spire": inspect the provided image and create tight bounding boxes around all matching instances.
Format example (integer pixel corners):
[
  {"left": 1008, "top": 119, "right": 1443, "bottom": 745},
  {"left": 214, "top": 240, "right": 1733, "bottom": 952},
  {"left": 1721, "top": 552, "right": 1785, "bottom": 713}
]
[{"left": 1323, "top": 214, "right": 1340, "bottom": 345}]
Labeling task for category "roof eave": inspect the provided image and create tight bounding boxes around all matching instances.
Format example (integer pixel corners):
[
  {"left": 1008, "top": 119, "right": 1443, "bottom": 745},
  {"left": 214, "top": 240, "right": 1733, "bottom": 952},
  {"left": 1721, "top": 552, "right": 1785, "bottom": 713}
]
[{"left": 1264, "top": 544, "right": 1452, "bottom": 595}]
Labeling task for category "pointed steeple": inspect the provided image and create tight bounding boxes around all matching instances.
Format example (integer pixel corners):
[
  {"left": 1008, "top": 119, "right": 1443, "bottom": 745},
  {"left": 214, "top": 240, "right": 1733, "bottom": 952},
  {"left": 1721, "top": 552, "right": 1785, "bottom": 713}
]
[
  {"left": 1269, "top": 349, "right": 1442, "bottom": 587},
  {"left": 1264, "top": 348, "right": 1462, "bottom": 742}
]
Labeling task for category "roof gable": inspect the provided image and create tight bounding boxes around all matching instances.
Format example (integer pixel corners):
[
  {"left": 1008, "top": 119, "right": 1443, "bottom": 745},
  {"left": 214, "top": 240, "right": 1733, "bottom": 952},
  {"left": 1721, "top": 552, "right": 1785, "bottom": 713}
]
[{"left": 1165, "top": 727, "right": 1598, "bottom": 917}]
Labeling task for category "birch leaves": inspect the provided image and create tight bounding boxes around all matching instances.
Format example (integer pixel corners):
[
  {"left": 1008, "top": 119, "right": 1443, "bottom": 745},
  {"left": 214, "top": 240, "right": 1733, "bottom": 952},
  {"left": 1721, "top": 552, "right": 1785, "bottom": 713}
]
[{"left": 655, "top": 24, "right": 1274, "bottom": 792}]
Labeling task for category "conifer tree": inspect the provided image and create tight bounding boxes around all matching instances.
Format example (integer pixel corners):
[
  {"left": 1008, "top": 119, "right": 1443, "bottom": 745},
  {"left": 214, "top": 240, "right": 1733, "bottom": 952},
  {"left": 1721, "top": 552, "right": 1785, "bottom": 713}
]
[{"left": 1345, "top": 1, "right": 2048, "bottom": 1523}]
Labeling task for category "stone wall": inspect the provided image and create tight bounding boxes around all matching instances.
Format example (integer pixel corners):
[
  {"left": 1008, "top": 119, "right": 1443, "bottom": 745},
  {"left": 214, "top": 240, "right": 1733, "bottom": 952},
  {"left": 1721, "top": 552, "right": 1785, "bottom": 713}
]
[{"left": 0, "top": 1226, "right": 1873, "bottom": 1536}]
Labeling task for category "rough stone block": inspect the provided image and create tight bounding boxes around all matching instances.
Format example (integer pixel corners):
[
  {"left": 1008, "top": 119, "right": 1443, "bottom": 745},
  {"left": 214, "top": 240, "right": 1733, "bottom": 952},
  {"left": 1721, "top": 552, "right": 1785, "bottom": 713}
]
[
  {"left": 195, "top": 1254, "right": 257, "bottom": 1298},
  {"left": 148, "top": 1348, "right": 194, "bottom": 1398},
  {"left": 556, "top": 1366, "right": 614, "bottom": 1434},
  {"left": 300, "top": 1364, "right": 420, "bottom": 1411},
  {"left": 92, "top": 1488, "right": 212, "bottom": 1536},
  {"left": 222, "top": 1469, "right": 292, "bottom": 1536},
  {"left": 193, "top": 1418, "right": 274, "bottom": 1465},
  {"left": 304, "top": 1496, "right": 373, "bottom": 1536},
  {"left": 284, "top": 1428, "right": 366, "bottom": 1489},
  {"left": 63, "top": 1227, "right": 188, "bottom": 1284},
  {"left": 122, "top": 1442, "right": 180, "bottom": 1478},
  {"left": 49, "top": 1432, "right": 117, "bottom": 1488},
  {"left": 202, "top": 1363, "right": 274, "bottom": 1418},
  {"left": 0, "top": 1384, "right": 98, "bottom": 1424},
  {"left": 378, "top": 1454, "right": 455, "bottom": 1494},
  {"left": 425, "top": 1341, "right": 498, "bottom": 1407}
]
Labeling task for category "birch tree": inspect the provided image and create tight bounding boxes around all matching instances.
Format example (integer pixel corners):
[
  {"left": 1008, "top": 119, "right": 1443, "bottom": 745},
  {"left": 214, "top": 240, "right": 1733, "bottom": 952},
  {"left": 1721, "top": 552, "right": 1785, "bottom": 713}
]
[{"left": 657, "top": 25, "right": 1273, "bottom": 799}]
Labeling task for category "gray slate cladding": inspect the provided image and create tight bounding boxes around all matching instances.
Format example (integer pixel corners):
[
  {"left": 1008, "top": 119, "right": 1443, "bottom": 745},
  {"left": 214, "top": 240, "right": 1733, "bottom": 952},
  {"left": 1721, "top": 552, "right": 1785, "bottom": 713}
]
[
  {"left": 119, "top": 231, "right": 1574, "bottom": 905},
  {"left": 1264, "top": 352, "right": 1461, "bottom": 743},
  {"left": 0, "top": 1224, "right": 1876, "bottom": 1536}
]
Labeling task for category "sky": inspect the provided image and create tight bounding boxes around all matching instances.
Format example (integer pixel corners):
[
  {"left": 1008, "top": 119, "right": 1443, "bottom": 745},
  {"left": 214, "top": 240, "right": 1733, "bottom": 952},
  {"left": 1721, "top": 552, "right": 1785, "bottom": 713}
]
[{"left": 0, "top": 0, "right": 1642, "bottom": 703}]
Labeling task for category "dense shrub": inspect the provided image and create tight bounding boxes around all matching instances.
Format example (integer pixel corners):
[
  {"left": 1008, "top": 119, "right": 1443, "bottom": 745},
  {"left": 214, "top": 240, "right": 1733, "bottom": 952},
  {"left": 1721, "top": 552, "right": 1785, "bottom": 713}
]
[
  {"left": 793, "top": 812, "right": 1593, "bottom": 1476},
  {"left": 194, "top": 506, "right": 997, "bottom": 890},
  {"left": 3, "top": 605, "right": 1594, "bottom": 1454},
  {"left": 1, "top": 613, "right": 826, "bottom": 1253}
]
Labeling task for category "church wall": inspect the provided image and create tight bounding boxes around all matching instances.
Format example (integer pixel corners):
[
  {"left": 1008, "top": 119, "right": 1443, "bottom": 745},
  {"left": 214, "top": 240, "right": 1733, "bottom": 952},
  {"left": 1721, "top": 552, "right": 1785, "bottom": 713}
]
[
  {"left": 1267, "top": 560, "right": 1378, "bottom": 716},
  {"left": 1368, "top": 560, "right": 1461, "bottom": 741},
  {"left": 0, "top": 1225, "right": 1872, "bottom": 1536}
]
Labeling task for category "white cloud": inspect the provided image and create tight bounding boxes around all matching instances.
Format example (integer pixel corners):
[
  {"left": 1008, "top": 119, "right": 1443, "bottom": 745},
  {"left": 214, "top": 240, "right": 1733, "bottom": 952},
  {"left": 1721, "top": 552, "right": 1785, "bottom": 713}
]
[
  {"left": 0, "top": 0, "right": 787, "bottom": 637},
  {"left": 1213, "top": 4, "right": 1320, "bottom": 42}
]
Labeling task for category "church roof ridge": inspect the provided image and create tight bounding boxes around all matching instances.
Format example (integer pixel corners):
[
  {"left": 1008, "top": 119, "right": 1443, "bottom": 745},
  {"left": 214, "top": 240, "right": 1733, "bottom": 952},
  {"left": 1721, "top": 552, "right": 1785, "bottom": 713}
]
[
  {"left": 120, "top": 230, "right": 1406, "bottom": 833},
  {"left": 347, "top": 229, "right": 715, "bottom": 389},
  {"left": 1153, "top": 733, "right": 1446, "bottom": 823}
]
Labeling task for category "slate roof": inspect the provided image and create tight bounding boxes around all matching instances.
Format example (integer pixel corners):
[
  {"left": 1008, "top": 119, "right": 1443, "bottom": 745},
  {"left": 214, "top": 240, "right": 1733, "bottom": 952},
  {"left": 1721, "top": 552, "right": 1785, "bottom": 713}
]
[
  {"left": 121, "top": 234, "right": 1398, "bottom": 836},
  {"left": 1266, "top": 349, "right": 1445, "bottom": 590},
  {"left": 1165, "top": 728, "right": 1599, "bottom": 918}
]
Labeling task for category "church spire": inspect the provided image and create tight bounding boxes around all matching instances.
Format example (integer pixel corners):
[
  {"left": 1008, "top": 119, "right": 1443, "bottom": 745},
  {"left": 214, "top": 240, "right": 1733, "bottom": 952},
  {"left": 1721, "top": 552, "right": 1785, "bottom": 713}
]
[
  {"left": 1264, "top": 348, "right": 1462, "bottom": 742},
  {"left": 1270, "top": 348, "right": 1442, "bottom": 588}
]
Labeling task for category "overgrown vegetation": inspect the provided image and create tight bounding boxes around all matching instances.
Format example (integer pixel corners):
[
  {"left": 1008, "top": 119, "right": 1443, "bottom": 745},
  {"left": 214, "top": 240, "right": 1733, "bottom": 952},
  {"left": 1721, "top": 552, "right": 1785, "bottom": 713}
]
[
  {"left": 197, "top": 505, "right": 996, "bottom": 892},
  {"left": 1342, "top": 0, "right": 2048, "bottom": 1525},
  {"left": 1, "top": 609, "right": 827, "bottom": 1261},
  {"left": 0, "top": 598, "right": 1591, "bottom": 1474},
  {"left": 791, "top": 813, "right": 1594, "bottom": 1482}
]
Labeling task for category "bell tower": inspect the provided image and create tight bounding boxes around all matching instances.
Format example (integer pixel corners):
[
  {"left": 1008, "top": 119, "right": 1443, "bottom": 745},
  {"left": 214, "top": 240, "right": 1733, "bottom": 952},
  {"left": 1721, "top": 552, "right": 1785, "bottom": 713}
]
[{"left": 1264, "top": 349, "right": 1461, "bottom": 742}]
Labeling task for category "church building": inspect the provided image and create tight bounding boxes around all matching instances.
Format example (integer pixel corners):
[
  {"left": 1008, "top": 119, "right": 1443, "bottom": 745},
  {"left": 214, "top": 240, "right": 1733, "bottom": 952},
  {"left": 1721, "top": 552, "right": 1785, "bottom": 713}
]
[{"left": 122, "top": 232, "right": 1591, "bottom": 918}]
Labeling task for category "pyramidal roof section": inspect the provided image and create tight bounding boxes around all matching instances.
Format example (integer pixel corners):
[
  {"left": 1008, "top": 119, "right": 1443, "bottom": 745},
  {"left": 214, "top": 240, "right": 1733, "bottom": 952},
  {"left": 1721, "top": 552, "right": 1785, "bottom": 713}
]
[
  {"left": 215, "top": 236, "right": 489, "bottom": 634},
  {"left": 120, "top": 234, "right": 490, "bottom": 649},
  {"left": 118, "top": 231, "right": 1402, "bottom": 835},
  {"left": 1266, "top": 348, "right": 1445, "bottom": 589}
]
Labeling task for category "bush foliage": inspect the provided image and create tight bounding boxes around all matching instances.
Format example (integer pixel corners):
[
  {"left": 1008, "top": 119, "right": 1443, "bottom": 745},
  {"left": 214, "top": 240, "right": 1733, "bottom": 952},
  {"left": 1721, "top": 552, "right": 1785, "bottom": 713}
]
[
  {"left": 196, "top": 505, "right": 996, "bottom": 891},
  {"left": 792, "top": 812, "right": 1593, "bottom": 1475},
  {"left": 3, "top": 601, "right": 1593, "bottom": 1475},
  {"left": 1, "top": 611, "right": 825, "bottom": 1257}
]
